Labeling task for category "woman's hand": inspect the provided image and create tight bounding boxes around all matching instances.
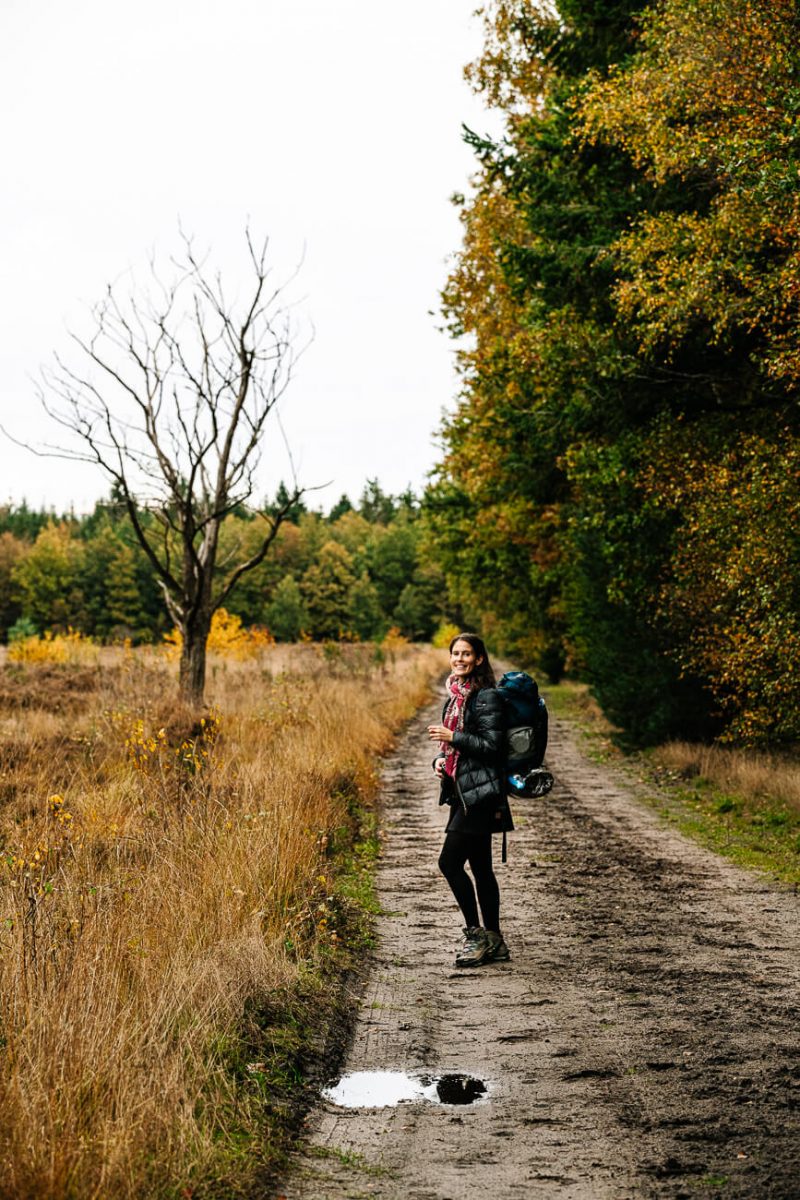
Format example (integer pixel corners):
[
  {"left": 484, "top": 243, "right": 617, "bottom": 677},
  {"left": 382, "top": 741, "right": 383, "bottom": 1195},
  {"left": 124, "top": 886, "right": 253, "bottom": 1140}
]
[
  {"left": 433, "top": 755, "right": 446, "bottom": 777},
  {"left": 428, "top": 724, "right": 453, "bottom": 744}
]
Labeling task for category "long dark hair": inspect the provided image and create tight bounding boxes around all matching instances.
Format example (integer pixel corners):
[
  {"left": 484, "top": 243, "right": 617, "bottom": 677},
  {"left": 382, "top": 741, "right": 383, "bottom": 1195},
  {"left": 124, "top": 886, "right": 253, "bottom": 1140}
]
[{"left": 449, "top": 632, "right": 497, "bottom": 691}]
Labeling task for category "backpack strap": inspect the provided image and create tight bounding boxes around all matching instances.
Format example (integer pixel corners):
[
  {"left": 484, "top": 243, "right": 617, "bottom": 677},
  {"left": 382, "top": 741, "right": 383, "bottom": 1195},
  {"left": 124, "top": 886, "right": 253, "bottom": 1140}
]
[{"left": 501, "top": 829, "right": 507, "bottom": 864}]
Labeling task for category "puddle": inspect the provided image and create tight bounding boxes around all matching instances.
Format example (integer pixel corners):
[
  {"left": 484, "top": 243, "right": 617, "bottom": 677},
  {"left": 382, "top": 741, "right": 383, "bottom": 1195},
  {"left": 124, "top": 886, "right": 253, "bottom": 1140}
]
[
  {"left": 435, "top": 1073, "right": 488, "bottom": 1105},
  {"left": 322, "top": 1070, "right": 488, "bottom": 1108}
]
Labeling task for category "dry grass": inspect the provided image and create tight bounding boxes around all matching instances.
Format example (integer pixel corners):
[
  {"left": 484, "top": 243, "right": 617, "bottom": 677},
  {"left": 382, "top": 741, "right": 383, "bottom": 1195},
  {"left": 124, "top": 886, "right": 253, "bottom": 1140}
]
[
  {"left": 653, "top": 740, "right": 800, "bottom": 814},
  {"left": 0, "top": 639, "right": 440, "bottom": 1199},
  {"left": 548, "top": 682, "right": 800, "bottom": 813}
]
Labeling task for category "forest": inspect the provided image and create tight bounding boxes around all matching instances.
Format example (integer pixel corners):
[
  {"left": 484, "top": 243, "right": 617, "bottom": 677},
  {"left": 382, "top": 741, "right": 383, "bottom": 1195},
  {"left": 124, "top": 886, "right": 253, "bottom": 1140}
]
[
  {"left": 428, "top": 0, "right": 800, "bottom": 748},
  {"left": 0, "top": 481, "right": 447, "bottom": 647}
]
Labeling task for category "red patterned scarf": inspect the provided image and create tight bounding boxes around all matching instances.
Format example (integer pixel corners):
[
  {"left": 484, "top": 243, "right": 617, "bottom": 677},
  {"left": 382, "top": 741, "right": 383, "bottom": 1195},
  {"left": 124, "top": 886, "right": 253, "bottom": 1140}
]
[{"left": 440, "top": 674, "right": 475, "bottom": 778}]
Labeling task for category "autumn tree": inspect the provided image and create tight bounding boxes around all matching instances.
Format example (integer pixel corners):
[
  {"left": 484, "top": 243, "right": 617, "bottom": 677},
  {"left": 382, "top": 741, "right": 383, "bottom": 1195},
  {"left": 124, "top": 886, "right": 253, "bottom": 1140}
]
[
  {"left": 636, "top": 420, "right": 800, "bottom": 744},
  {"left": 425, "top": 0, "right": 800, "bottom": 745},
  {"left": 430, "top": 0, "right": 658, "bottom": 687},
  {"left": 32, "top": 231, "right": 305, "bottom": 703},
  {"left": 12, "top": 523, "right": 87, "bottom": 633},
  {"left": 580, "top": 0, "right": 800, "bottom": 387},
  {"left": 574, "top": 0, "right": 800, "bottom": 742}
]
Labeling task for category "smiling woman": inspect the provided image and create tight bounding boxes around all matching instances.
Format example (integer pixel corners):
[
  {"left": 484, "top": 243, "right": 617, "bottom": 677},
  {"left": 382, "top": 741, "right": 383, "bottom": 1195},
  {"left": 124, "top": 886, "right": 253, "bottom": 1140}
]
[{"left": 427, "top": 631, "right": 513, "bottom": 968}]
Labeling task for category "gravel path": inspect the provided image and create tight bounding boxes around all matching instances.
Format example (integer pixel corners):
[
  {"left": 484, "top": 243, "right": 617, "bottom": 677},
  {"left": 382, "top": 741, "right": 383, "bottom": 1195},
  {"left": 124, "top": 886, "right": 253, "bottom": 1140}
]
[{"left": 280, "top": 699, "right": 800, "bottom": 1199}]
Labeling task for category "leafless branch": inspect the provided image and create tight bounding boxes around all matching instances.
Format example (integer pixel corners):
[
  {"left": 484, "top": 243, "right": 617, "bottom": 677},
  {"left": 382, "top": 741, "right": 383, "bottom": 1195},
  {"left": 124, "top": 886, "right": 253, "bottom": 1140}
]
[{"left": 11, "top": 226, "right": 311, "bottom": 701}]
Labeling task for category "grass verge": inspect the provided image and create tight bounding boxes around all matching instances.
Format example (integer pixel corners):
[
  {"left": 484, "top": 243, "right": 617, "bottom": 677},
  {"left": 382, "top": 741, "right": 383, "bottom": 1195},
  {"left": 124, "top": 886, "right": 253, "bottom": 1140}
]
[
  {"left": 545, "top": 681, "right": 800, "bottom": 885},
  {"left": 0, "top": 639, "right": 440, "bottom": 1198}
]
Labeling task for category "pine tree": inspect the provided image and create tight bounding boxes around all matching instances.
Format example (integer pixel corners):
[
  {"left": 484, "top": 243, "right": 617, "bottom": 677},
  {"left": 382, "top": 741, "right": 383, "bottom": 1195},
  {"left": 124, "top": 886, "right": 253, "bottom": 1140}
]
[{"left": 327, "top": 493, "right": 353, "bottom": 522}]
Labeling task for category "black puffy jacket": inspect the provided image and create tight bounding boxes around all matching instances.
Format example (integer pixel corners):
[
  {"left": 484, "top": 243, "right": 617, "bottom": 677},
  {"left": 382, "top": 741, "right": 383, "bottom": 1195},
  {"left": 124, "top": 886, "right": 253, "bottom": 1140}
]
[{"left": 438, "top": 687, "right": 514, "bottom": 836}]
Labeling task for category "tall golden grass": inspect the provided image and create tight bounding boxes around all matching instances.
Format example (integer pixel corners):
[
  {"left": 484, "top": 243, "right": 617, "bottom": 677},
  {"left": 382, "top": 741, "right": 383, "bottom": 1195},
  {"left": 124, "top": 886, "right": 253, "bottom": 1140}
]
[
  {"left": 0, "top": 640, "right": 440, "bottom": 1199},
  {"left": 653, "top": 740, "right": 800, "bottom": 813},
  {"left": 548, "top": 682, "right": 800, "bottom": 816}
]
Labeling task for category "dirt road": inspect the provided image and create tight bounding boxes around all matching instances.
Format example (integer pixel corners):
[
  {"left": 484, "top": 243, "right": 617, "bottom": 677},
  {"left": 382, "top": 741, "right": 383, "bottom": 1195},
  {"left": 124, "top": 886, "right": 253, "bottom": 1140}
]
[{"left": 281, "top": 699, "right": 800, "bottom": 1199}]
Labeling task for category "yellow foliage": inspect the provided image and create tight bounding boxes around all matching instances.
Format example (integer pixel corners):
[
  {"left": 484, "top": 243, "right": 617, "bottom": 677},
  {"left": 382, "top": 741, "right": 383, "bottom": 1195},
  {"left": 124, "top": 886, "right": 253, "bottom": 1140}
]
[
  {"left": 432, "top": 622, "right": 461, "bottom": 649},
  {"left": 381, "top": 626, "right": 409, "bottom": 658},
  {"left": 7, "top": 629, "right": 98, "bottom": 665},
  {"left": 123, "top": 711, "right": 221, "bottom": 782},
  {"left": 163, "top": 608, "right": 275, "bottom": 661},
  {"left": 640, "top": 424, "right": 800, "bottom": 743},
  {"left": 579, "top": 0, "right": 800, "bottom": 384}
]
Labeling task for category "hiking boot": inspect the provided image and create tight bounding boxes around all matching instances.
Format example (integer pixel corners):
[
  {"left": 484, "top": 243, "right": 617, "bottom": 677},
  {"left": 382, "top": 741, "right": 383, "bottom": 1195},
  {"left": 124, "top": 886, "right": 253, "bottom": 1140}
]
[
  {"left": 455, "top": 926, "right": 489, "bottom": 968},
  {"left": 484, "top": 930, "right": 510, "bottom": 963}
]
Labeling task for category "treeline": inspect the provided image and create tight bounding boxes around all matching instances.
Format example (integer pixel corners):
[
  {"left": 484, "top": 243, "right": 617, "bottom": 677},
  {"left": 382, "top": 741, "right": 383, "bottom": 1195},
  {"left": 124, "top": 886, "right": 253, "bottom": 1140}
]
[
  {"left": 0, "top": 482, "right": 448, "bottom": 645},
  {"left": 427, "top": 0, "right": 800, "bottom": 746}
]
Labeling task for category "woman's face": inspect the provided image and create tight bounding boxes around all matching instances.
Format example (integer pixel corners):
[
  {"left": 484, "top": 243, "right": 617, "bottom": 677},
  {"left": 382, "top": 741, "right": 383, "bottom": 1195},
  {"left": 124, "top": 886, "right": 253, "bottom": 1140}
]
[{"left": 450, "top": 638, "right": 483, "bottom": 678}]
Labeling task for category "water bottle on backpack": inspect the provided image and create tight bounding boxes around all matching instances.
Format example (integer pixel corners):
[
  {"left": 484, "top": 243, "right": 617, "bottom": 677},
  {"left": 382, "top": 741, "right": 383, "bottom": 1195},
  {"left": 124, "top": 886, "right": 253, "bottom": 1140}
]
[{"left": 496, "top": 671, "right": 554, "bottom": 798}]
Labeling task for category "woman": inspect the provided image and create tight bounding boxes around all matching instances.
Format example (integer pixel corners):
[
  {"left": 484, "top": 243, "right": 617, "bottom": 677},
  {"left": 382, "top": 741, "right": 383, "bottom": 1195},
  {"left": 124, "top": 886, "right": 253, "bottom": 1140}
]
[{"left": 427, "top": 632, "right": 513, "bottom": 968}]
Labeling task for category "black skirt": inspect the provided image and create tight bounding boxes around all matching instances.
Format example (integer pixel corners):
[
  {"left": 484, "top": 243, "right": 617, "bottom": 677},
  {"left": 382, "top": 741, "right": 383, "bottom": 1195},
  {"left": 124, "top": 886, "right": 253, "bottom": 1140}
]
[{"left": 440, "top": 773, "right": 514, "bottom": 836}]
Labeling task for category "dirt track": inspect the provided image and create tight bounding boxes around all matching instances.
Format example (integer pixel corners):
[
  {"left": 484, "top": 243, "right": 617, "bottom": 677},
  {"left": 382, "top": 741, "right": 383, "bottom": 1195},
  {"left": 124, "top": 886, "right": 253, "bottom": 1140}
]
[{"left": 281, "top": 699, "right": 800, "bottom": 1199}]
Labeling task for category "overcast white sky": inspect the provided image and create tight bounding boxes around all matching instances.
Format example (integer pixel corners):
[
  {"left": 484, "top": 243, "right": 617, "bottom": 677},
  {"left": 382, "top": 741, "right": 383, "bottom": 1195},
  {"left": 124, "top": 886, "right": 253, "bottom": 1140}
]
[{"left": 0, "top": 0, "right": 498, "bottom": 514}]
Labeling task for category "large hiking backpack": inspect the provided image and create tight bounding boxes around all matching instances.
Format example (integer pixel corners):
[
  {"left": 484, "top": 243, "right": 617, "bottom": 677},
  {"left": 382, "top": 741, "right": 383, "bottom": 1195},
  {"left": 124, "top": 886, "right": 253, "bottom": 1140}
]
[{"left": 497, "top": 671, "right": 554, "bottom": 799}]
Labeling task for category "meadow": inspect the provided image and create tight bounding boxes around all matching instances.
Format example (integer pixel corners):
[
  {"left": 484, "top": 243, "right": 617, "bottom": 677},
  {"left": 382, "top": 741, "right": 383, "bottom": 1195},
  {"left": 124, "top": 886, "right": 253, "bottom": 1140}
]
[{"left": 0, "top": 634, "right": 441, "bottom": 1198}]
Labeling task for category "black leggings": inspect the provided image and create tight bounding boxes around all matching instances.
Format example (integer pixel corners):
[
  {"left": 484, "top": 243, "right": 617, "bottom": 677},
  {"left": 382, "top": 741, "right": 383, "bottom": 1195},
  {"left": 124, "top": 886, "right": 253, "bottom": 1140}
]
[{"left": 438, "top": 831, "right": 500, "bottom": 933}]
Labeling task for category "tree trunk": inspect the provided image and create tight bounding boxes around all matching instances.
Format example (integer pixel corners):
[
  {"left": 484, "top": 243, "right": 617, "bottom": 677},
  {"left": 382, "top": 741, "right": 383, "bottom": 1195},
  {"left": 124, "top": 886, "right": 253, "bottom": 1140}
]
[{"left": 179, "top": 615, "right": 211, "bottom": 706}]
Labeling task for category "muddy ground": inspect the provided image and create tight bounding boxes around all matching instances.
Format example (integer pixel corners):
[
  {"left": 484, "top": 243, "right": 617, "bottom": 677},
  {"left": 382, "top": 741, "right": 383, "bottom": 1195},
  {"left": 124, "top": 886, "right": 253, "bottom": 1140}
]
[{"left": 280, "top": 700, "right": 800, "bottom": 1199}]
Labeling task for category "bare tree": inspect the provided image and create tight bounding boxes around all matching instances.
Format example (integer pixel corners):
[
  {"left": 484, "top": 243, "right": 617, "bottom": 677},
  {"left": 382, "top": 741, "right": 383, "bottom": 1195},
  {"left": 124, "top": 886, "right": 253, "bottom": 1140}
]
[{"left": 30, "top": 230, "right": 307, "bottom": 704}]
